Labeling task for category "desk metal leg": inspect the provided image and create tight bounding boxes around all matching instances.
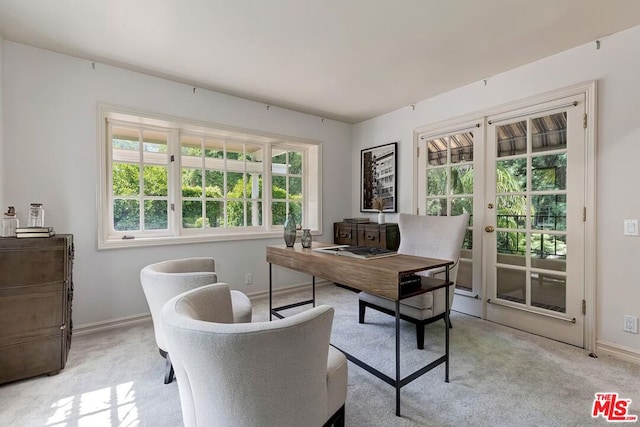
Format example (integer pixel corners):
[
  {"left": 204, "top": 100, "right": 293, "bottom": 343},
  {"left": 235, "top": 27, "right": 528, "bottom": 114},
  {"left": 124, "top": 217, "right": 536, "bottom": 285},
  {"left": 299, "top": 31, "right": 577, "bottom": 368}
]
[
  {"left": 269, "top": 263, "right": 273, "bottom": 321},
  {"left": 313, "top": 276, "right": 316, "bottom": 307},
  {"left": 395, "top": 299, "right": 401, "bottom": 416},
  {"left": 445, "top": 266, "right": 450, "bottom": 382}
]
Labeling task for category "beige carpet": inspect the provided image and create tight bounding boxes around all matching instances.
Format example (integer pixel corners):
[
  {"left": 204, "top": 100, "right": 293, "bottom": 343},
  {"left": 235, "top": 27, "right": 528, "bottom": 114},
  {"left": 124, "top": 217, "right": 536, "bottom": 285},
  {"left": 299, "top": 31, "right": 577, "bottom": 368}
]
[{"left": 1, "top": 284, "right": 639, "bottom": 426}]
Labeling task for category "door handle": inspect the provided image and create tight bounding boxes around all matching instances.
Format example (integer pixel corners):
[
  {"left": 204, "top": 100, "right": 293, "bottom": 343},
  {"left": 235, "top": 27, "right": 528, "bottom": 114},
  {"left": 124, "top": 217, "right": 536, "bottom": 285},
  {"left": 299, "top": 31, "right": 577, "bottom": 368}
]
[{"left": 485, "top": 226, "right": 495, "bottom": 233}]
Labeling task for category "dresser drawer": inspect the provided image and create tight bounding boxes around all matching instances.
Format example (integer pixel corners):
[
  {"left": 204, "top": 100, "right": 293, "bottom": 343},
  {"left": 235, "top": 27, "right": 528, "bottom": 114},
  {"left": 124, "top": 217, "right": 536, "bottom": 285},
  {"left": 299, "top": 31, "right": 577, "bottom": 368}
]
[
  {"left": 358, "top": 224, "right": 385, "bottom": 248},
  {"left": 334, "top": 223, "right": 356, "bottom": 245}
]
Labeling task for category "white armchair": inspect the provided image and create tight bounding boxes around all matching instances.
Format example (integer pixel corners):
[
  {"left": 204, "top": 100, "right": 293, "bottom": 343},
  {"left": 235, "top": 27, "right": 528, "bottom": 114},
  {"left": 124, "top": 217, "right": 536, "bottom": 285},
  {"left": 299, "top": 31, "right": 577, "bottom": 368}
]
[
  {"left": 359, "top": 213, "right": 469, "bottom": 349},
  {"left": 140, "top": 257, "right": 252, "bottom": 383},
  {"left": 161, "top": 283, "right": 347, "bottom": 427}
]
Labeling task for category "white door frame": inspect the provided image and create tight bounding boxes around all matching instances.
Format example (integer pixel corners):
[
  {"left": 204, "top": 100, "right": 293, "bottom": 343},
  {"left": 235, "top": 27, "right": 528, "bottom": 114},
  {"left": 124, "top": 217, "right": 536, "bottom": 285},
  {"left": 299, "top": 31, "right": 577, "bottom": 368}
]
[{"left": 412, "top": 81, "right": 597, "bottom": 353}]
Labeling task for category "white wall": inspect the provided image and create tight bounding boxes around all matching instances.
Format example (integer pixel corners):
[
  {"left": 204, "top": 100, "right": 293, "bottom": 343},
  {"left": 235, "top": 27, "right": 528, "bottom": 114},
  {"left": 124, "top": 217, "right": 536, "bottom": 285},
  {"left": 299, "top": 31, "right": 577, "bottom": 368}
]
[
  {"left": 1, "top": 42, "right": 352, "bottom": 327},
  {"left": 352, "top": 25, "right": 640, "bottom": 355},
  {"left": 0, "top": 35, "right": 4, "bottom": 208}
]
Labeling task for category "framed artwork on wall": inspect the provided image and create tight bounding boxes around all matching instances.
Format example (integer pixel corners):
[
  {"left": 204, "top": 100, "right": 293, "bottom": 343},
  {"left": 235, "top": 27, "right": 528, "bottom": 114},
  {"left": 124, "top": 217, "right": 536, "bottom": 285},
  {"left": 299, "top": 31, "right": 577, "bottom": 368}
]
[{"left": 360, "top": 142, "right": 397, "bottom": 213}]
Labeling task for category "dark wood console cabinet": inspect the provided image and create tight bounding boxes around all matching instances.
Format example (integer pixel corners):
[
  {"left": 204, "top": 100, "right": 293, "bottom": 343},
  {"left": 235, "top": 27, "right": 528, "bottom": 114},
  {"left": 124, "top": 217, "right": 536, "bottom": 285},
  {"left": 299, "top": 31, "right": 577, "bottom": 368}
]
[
  {"left": 0, "top": 235, "right": 74, "bottom": 384},
  {"left": 333, "top": 222, "right": 399, "bottom": 250}
]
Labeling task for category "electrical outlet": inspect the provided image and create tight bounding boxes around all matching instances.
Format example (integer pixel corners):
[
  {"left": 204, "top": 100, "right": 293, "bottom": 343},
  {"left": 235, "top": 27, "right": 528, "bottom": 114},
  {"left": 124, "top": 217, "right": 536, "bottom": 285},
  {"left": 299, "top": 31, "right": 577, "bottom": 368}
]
[
  {"left": 623, "top": 315, "right": 638, "bottom": 334},
  {"left": 245, "top": 273, "right": 253, "bottom": 286}
]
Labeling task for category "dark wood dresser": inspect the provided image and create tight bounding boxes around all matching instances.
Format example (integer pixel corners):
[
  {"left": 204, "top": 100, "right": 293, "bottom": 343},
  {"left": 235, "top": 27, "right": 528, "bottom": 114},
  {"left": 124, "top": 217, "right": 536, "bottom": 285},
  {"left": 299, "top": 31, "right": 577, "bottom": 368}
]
[
  {"left": 333, "top": 222, "right": 399, "bottom": 250},
  {"left": 0, "top": 234, "right": 74, "bottom": 384}
]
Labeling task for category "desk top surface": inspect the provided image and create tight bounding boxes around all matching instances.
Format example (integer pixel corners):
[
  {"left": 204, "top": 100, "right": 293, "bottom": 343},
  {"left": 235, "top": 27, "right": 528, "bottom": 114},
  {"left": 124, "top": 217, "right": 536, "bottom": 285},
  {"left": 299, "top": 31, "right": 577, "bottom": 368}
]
[{"left": 267, "top": 242, "right": 453, "bottom": 299}]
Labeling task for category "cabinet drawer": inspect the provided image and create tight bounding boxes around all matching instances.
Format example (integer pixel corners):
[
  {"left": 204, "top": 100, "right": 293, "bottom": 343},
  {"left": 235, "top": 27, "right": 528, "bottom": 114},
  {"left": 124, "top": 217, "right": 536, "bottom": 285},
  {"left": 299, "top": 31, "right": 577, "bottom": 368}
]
[
  {"left": 0, "top": 334, "right": 64, "bottom": 384},
  {"left": 334, "top": 223, "right": 356, "bottom": 245},
  {"left": 0, "top": 288, "right": 64, "bottom": 335},
  {"left": 0, "top": 248, "right": 66, "bottom": 287},
  {"left": 358, "top": 224, "right": 384, "bottom": 247}
]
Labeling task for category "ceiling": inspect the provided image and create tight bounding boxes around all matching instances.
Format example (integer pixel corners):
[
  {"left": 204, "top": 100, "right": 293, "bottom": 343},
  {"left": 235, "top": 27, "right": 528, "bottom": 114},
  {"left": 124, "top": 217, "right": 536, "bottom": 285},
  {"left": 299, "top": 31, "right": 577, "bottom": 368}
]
[{"left": 1, "top": 1, "right": 640, "bottom": 124}]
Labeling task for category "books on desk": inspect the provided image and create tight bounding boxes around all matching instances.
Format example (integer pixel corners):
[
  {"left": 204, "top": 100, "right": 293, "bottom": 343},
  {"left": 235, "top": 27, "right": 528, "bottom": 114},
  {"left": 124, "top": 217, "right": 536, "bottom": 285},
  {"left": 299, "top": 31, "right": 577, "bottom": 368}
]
[
  {"left": 15, "top": 227, "right": 55, "bottom": 238},
  {"left": 313, "top": 245, "right": 397, "bottom": 259}
]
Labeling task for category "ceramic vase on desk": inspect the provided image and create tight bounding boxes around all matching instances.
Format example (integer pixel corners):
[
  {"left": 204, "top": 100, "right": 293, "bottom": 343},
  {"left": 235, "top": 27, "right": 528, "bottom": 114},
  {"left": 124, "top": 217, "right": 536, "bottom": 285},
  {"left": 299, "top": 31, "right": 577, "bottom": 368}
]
[
  {"left": 283, "top": 212, "right": 297, "bottom": 247},
  {"left": 377, "top": 211, "right": 386, "bottom": 224},
  {"left": 301, "top": 229, "right": 312, "bottom": 248}
]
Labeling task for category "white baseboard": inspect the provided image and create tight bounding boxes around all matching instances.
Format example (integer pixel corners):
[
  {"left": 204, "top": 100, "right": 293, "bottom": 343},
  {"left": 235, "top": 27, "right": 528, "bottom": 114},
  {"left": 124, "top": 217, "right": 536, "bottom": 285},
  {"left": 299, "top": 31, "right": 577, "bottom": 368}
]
[
  {"left": 73, "top": 280, "right": 335, "bottom": 336},
  {"left": 74, "top": 314, "right": 151, "bottom": 336},
  {"left": 596, "top": 341, "right": 640, "bottom": 364},
  {"left": 245, "top": 279, "right": 334, "bottom": 300}
]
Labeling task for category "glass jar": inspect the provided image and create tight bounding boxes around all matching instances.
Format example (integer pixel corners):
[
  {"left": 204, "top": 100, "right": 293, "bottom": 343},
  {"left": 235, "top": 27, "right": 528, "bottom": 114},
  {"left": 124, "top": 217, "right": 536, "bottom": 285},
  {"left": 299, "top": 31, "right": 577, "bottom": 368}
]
[
  {"left": 283, "top": 212, "right": 297, "bottom": 247},
  {"left": 2, "top": 206, "right": 19, "bottom": 237},
  {"left": 28, "top": 203, "right": 45, "bottom": 227},
  {"left": 301, "top": 229, "right": 312, "bottom": 248}
]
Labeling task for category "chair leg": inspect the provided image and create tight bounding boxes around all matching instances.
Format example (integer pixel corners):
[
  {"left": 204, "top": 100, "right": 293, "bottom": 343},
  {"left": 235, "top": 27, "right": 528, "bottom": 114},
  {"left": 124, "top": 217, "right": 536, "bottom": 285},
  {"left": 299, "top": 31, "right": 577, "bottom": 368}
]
[
  {"left": 446, "top": 317, "right": 453, "bottom": 329},
  {"left": 416, "top": 323, "right": 425, "bottom": 350},
  {"left": 335, "top": 405, "right": 345, "bottom": 427},
  {"left": 358, "top": 300, "right": 366, "bottom": 324},
  {"left": 164, "top": 353, "right": 175, "bottom": 384},
  {"left": 323, "top": 404, "right": 345, "bottom": 427}
]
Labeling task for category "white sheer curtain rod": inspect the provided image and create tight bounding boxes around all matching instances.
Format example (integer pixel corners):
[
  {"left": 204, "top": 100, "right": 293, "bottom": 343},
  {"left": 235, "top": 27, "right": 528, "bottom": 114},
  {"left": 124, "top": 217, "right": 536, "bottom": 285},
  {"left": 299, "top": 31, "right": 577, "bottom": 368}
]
[
  {"left": 487, "top": 101, "right": 578, "bottom": 125},
  {"left": 419, "top": 123, "right": 480, "bottom": 140}
]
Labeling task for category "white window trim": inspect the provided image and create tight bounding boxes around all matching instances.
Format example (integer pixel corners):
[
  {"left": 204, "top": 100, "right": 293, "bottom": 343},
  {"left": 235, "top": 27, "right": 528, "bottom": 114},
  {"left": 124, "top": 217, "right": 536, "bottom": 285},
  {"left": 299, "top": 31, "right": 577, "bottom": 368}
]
[{"left": 97, "top": 103, "right": 323, "bottom": 249}]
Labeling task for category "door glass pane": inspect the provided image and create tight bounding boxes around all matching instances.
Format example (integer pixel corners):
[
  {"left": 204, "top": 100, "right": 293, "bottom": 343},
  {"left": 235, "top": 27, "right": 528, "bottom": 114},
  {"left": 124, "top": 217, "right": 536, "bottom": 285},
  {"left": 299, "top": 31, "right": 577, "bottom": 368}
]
[
  {"left": 496, "top": 158, "right": 527, "bottom": 191},
  {"left": 496, "top": 195, "right": 527, "bottom": 229},
  {"left": 497, "top": 267, "right": 525, "bottom": 304},
  {"left": 497, "top": 231, "right": 526, "bottom": 264},
  {"left": 531, "top": 154, "right": 566, "bottom": 191},
  {"left": 531, "top": 233, "right": 566, "bottom": 271},
  {"left": 496, "top": 120, "right": 526, "bottom": 157},
  {"left": 532, "top": 112, "right": 567, "bottom": 153},
  {"left": 450, "top": 132, "right": 474, "bottom": 163},
  {"left": 451, "top": 197, "right": 473, "bottom": 224},
  {"left": 531, "top": 271, "right": 566, "bottom": 313},
  {"left": 451, "top": 165, "right": 472, "bottom": 195},
  {"left": 456, "top": 257, "right": 472, "bottom": 292},
  {"left": 427, "top": 137, "right": 447, "bottom": 166},
  {"left": 427, "top": 168, "right": 447, "bottom": 196},
  {"left": 427, "top": 198, "right": 447, "bottom": 216},
  {"left": 531, "top": 194, "right": 566, "bottom": 231}
]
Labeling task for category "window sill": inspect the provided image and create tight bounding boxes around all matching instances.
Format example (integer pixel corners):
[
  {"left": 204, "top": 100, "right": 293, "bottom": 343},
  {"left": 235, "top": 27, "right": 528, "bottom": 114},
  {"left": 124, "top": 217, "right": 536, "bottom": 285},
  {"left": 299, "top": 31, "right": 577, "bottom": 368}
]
[{"left": 98, "top": 230, "right": 289, "bottom": 250}]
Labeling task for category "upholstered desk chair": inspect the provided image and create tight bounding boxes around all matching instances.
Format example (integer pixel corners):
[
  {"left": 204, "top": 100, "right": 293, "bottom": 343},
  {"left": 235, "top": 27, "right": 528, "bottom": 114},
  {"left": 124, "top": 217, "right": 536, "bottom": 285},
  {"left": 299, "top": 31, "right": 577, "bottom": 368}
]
[
  {"left": 358, "top": 213, "right": 469, "bottom": 349},
  {"left": 161, "top": 283, "right": 347, "bottom": 427},
  {"left": 140, "top": 257, "right": 252, "bottom": 384}
]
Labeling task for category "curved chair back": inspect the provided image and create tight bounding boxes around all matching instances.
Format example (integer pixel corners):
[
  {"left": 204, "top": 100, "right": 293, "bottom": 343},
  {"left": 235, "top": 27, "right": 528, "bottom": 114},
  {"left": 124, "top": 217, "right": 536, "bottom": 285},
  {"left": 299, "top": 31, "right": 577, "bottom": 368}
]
[
  {"left": 398, "top": 212, "right": 470, "bottom": 286},
  {"left": 161, "top": 283, "right": 335, "bottom": 427},
  {"left": 140, "top": 257, "right": 218, "bottom": 352}
]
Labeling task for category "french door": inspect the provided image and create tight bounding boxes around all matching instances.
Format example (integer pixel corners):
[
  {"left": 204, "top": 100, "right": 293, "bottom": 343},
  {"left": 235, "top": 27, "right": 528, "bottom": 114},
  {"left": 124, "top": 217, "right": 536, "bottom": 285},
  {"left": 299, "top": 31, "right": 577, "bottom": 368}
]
[
  {"left": 416, "top": 89, "right": 591, "bottom": 348},
  {"left": 417, "top": 120, "right": 484, "bottom": 318},
  {"left": 484, "top": 94, "right": 586, "bottom": 347}
]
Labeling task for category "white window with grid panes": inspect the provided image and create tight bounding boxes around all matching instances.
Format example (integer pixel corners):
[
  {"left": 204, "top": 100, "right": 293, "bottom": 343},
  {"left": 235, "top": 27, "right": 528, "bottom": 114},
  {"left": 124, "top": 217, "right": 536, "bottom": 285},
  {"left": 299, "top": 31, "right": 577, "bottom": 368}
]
[{"left": 98, "top": 105, "right": 321, "bottom": 249}]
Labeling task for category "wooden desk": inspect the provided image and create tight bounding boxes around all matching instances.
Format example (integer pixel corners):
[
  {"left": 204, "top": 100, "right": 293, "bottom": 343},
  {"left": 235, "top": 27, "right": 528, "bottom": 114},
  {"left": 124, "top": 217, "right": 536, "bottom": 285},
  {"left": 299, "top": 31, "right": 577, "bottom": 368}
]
[{"left": 266, "top": 242, "right": 454, "bottom": 416}]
